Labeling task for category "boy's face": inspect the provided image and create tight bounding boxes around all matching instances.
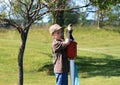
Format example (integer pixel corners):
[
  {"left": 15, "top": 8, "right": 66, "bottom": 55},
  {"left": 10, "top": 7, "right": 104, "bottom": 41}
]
[{"left": 53, "top": 29, "right": 62, "bottom": 40}]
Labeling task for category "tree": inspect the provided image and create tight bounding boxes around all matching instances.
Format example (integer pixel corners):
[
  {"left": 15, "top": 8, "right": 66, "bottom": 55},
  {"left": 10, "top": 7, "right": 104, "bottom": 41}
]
[
  {"left": 0, "top": 0, "right": 52, "bottom": 85},
  {"left": 47, "top": 0, "right": 69, "bottom": 39},
  {"left": 106, "top": 4, "right": 120, "bottom": 26},
  {"left": 48, "top": 0, "right": 93, "bottom": 38},
  {"left": 51, "top": 0, "right": 95, "bottom": 26},
  {"left": 64, "top": 11, "right": 80, "bottom": 25},
  {"left": 89, "top": 0, "right": 120, "bottom": 29},
  {"left": 62, "top": 0, "right": 80, "bottom": 25}
]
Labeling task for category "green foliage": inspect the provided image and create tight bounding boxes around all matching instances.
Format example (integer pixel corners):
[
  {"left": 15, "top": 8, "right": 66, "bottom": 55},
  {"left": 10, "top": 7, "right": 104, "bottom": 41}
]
[
  {"left": 79, "top": 12, "right": 88, "bottom": 26},
  {"left": 10, "top": 1, "right": 23, "bottom": 16},
  {"left": 89, "top": 0, "right": 120, "bottom": 28},
  {"left": 90, "top": 0, "right": 120, "bottom": 10},
  {"left": 1, "top": 12, "right": 6, "bottom": 17},
  {"left": 105, "top": 4, "right": 120, "bottom": 26},
  {"left": 64, "top": 12, "right": 80, "bottom": 25}
]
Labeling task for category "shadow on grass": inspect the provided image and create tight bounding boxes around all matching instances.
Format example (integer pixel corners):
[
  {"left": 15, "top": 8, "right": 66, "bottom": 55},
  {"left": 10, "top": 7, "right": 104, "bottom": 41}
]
[
  {"left": 37, "top": 62, "right": 54, "bottom": 75},
  {"left": 37, "top": 52, "right": 54, "bottom": 75},
  {"left": 37, "top": 53, "right": 120, "bottom": 78},
  {"left": 76, "top": 54, "right": 120, "bottom": 78}
]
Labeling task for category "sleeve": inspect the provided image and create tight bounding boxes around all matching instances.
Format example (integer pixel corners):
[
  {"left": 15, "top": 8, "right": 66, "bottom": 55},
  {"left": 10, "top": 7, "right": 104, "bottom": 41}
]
[{"left": 52, "top": 40, "right": 66, "bottom": 53}]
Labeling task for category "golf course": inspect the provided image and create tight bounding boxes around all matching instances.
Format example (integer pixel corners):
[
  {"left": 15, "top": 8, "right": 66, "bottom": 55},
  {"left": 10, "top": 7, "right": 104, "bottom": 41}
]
[{"left": 0, "top": 25, "right": 120, "bottom": 85}]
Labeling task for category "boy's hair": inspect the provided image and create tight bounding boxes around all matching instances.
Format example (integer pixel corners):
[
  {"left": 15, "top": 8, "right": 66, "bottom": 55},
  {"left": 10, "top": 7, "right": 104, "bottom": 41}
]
[{"left": 49, "top": 24, "right": 62, "bottom": 36}]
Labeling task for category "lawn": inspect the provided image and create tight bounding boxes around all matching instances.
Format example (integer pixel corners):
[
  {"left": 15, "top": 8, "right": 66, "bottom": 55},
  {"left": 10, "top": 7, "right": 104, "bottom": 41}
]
[{"left": 0, "top": 26, "right": 120, "bottom": 85}]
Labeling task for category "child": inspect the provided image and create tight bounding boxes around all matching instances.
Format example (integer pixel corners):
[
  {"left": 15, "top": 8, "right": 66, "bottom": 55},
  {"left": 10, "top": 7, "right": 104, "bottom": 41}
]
[{"left": 49, "top": 24, "right": 72, "bottom": 85}]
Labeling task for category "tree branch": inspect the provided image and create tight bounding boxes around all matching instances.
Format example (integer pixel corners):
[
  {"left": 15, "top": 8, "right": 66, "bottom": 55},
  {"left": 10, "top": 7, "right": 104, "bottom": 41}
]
[
  {"left": 5, "top": 19, "right": 22, "bottom": 33},
  {"left": 28, "top": 0, "right": 34, "bottom": 13},
  {"left": 18, "top": 0, "right": 27, "bottom": 9},
  {"left": 48, "top": 2, "right": 94, "bottom": 12},
  {"left": 30, "top": 4, "right": 40, "bottom": 17},
  {"left": 24, "top": 10, "right": 50, "bottom": 31}
]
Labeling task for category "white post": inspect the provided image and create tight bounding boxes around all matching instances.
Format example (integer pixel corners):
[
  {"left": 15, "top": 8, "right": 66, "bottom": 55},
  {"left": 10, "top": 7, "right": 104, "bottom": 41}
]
[{"left": 70, "top": 60, "right": 75, "bottom": 85}]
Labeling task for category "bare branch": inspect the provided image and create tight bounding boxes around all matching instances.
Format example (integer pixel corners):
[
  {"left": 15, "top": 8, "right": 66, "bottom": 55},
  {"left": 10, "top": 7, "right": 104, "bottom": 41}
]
[
  {"left": 18, "top": 0, "right": 27, "bottom": 9},
  {"left": 23, "top": 10, "right": 50, "bottom": 31},
  {"left": 28, "top": 0, "right": 34, "bottom": 12},
  {"left": 5, "top": 18, "right": 21, "bottom": 33},
  {"left": 70, "top": 2, "right": 93, "bottom": 10},
  {"left": 72, "top": 10, "right": 98, "bottom": 15},
  {"left": 30, "top": 2, "right": 48, "bottom": 16},
  {"left": 48, "top": 2, "right": 94, "bottom": 12},
  {"left": 30, "top": 4, "right": 40, "bottom": 17},
  {"left": 19, "top": 7, "right": 27, "bottom": 19}
]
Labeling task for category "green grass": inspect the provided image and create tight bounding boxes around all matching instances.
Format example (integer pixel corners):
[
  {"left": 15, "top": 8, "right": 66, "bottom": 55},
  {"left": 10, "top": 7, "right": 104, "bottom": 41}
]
[{"left": 0, "top": 26, "right": 120, "bottom": 85}]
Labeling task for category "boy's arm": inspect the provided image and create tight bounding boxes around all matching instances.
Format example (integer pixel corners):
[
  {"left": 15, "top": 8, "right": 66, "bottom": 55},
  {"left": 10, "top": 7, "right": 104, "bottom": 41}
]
[
  {"left": 53, "top": 40, "right": 69, "bottom": 52},
  {"left": 66, "top": 24, "right": 74, "bottom": 41}
]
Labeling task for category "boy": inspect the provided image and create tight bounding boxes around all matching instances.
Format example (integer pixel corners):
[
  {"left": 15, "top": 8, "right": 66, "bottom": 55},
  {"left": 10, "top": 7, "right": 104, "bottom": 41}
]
[{"left": 49, "top": 24, "right": 72, "bottom": 85}]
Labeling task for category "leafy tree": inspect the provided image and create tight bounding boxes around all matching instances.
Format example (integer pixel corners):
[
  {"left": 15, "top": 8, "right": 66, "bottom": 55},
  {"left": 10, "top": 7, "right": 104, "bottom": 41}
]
[
  {"left": 48, "top": 0, "right": 93, "bottom": 38},
  {"left": 89, "top": 0, "right": 120, "bottom": 29},
  {"left": 106, "top": 4, "right": 120, "bottom": 26},
  {"left": 64, "top": 11, "right": 80, "bottom": 25},
  {"left": 63, "top": 0, "right": 81, "bottom": 26}
]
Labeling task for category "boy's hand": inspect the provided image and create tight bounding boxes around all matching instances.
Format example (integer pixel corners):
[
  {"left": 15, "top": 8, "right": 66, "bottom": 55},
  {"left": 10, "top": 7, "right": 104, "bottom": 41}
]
[
  {"left": 64, "top": 38, "right": 70, "bottom": 45},
  {"left": 67, "top": 24, "right": 72, "bottom": 31}
]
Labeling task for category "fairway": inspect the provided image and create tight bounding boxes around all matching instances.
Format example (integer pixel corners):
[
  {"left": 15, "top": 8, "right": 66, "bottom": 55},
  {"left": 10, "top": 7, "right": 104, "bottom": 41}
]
[{"left": 0, "top": 26, "right": 120, "bottom": 85}]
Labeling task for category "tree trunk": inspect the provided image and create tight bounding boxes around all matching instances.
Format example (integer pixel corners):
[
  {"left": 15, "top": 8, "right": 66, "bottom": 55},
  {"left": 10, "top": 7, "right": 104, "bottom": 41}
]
[
  {"left": 97, "top": 10, "right": 100, "bottom": 29},
  {"left": 51, "top": 0, "right": 65, "bottom": 39},
  {"left": 18, "top": 29, "right": 29, "bottom": 85},
  {"left": 52, "top": 11, "right": 64, "bottom": 26},
  {"left": 52, "top": 11, "right": 64, "bottom": 39}
]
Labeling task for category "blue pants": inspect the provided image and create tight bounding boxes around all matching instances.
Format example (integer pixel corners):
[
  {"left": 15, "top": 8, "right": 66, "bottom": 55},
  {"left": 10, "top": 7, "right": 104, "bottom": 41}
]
[{"left": 55, "top": 73, "right": 68, "bottom": 85}]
